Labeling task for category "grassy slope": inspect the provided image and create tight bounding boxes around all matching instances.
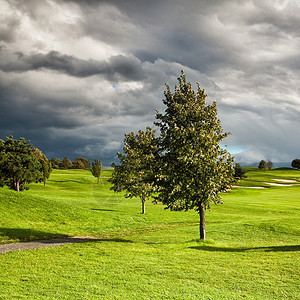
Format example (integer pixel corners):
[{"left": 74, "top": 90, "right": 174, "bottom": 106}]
[{"left": 0, "top": 168, "right": 299, "bottom": 299}]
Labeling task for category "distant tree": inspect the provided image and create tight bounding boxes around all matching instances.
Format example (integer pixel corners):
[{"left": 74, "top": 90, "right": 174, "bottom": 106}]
[
  {"left": 0, "top": 136, "right": 43, "bottom": 191},
  {"left": 90, "top": 159, "right": 102, "bottom": 184},
  {"left": 234, "top": 163, "right": 246, "bottom": 179},
  {"left": 50, "top": 158, "right": 61, "bottom": 169},
  {"left": 258, "top": 160, "right": 267, "bottom": 171},
  {"left": 35, "top": 149, "right": 52, "bottom": 186},
  {"left": 266, "top": 161, "right": 273, "bottom": 170},
  {"left": 61, "top": 156, "right": 72, "bottom": 169},
  {"left": 110, "top": 127, "right": 157, "bottom": 214},
  {"left": 291, "top": 159, "right": 300, "bottom": 169},
  {"left": 154, "top": 71, "right": 235, "bottom": 240},
  {"left": 73, "top": 157, "right": 90, "bottom": 169}
]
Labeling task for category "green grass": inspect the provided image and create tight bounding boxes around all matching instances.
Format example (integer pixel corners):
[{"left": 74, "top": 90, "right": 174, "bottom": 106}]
[
  {"left": 238, "top": 167, "right": 300, "bottom": 187},
  {"left": 0, "top": 168, "right": 299, "bottom": 299}
]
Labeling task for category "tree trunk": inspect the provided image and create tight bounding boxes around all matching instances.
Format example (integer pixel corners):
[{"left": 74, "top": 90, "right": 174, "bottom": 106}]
[
  {"left": 14, "top": 180, "right": 20, "bottom": 192},
  {"left": 97, "top": 176, "right": 100, "bottom": 184},
  {"left": 141, "top": 195, "right": 146, "bottom": 214},
  {"left": 199, "top": 202, "right": 206, "bottom": 240}
]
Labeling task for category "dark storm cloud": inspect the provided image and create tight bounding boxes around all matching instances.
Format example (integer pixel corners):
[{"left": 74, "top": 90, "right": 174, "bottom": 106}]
[
  {"left": 0, "top": 0, "right": 299, "bottom": 165},
  {"left": 0, "top": 50, "right": 145, "bottom": 81}
]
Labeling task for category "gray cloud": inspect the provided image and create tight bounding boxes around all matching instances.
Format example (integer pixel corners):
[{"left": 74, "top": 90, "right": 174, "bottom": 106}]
[
  {"left": 0, "top": 0, "right": 299, "bottom": 166},
  {"left": 0, "top": 49, "right": 145, "bottom": 81}
]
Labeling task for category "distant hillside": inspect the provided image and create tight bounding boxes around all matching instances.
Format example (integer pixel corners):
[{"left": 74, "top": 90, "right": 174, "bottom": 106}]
[{"left": 240, "top": 162, "right": 293, "bottom": 169}]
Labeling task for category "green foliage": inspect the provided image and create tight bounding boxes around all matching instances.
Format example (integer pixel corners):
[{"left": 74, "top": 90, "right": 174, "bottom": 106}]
[
  {"left": 291, "top": 159, "right": 300, "bottom": 169},
  {"left": 0, "top": 136, "right": 45, "bottom": 191},
  {"left": 258, "top": 160, "right": 267, "bottom": 170},
  {"left": 90, "top": 159, "right": 102, "bottom": 184},
  {"left": 110, "top": 127, "right": 157, "bottom": 214},
  {"left": 50, "top": 158, "right": 61, "bottom": 169},
  {"left": 61, "top": 156, "right": 72, "bottom": 169},
  {"left": 266, "top": 160, "right": 273, "bottom": 170},
  {"left": 34, "top": 148, "right": 52, "bottom": 185},
  {"left": 155, "top": 71, "right": 234, "bottom": 239},
  {"left": 73, "top": 157, "right": 90, "bottom": 169},
  {"left": 234, "top": 163, "right": 246, "bottom": 179}
]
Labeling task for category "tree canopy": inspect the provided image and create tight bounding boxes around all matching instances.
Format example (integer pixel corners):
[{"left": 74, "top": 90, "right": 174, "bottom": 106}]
[
  {"left": 61, "top": 156, "right": 72, "bottom": 169},
  {"left": 266, "top": 161, "right": 273, "bottom": 170},
  {"left": 291, "top": 159, "right": 300, "bottom": 169},
  {"left": 0, "top": 136, "right": 50, "bottom": 191},
  {"left": 34, "top": 148, "right": 52, "bottom": 186},
  {"left": 155, "top": 71, "right": 234, "bottom": 239},
  {"left": 258, "top": 160, "right": 267, "bottom": 170},
  {"left": 73, "top": 157, "right": 91, "bottom": 169},
  {"left": 234, "top": 163, "right": 246, "bottom": 179}
]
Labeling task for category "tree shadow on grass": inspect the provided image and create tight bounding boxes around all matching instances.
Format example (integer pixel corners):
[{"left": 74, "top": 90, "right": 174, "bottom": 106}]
[
  {"left": 39, "top": 237, "right": 133, "bottom": 244},
  {"left": 0, "top": 227, "right": 134, "bottom": 245},
  {"left": 51, "top": 180, "right": 84, "bottom": 184},
  {"left": 190, "top": 245, "right": 300, "bottom": 252},
  {"left": 91, "top": 208, "right": 117, "bottom": 212},
  {"left": 0, "top": 227, "right": 68, "bottom": 243}
]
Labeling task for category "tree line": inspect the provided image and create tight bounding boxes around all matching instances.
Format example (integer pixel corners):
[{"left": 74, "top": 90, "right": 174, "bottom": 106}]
[
  {"left": 50, "top": 157, "right": 102, "bottom": 184},
  {"left": 258, "top": 159, "right": 300, "bottom": 170},
  {"left": 50, "top": 157, "right": 91, "bottom": 170},
  {"left": 0, "top": 137, "right": 102, "bottom": 191}
]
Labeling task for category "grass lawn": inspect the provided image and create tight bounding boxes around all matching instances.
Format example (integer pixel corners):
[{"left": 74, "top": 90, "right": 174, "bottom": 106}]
[{"left": 0, "top": 168, "right": 299, "bottom": 299}]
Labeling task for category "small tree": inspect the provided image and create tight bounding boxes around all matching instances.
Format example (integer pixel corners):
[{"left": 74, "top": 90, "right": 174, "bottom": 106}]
[
  {"left": 61, "top": 156, "right": 72, "bottom": 169},
  {"left": 90, "top": 159, "right": 102, "bottom": 184},
  {"left": 266, "top": 161, "right": 273, "bottom": 170},
  {"left": 0, "top": 136, "right": 43, "bottom": 191},
  {"left": 155, "top": 71, "right": 234, "bottom": 239},
  {"left": 234, "top": 163, "right": 246, "bottom": 179},
  {"left": 110, "top": 127, "right": 157, "bottom": 214},
  {"left": 258, "top": 160, "right": 267, "bottom": 171},
  {"left": 291, "top": 159, "right": 300, "bottom": 169}
]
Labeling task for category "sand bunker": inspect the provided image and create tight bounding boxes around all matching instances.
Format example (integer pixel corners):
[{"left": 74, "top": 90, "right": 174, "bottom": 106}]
[
  {"left": 232, "top": 185, "right": 268, "bottom": 189},
  {"left": 272, "top": 179, "right": 299, "bottom": 183},
  {"left": 264, "top": 181, "right": 300, "bottom": 187}
]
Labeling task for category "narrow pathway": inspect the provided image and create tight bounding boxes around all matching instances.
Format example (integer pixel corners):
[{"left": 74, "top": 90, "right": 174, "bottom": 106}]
[{"left": 0, "top": 237, "right": 95, "bottom": 254}]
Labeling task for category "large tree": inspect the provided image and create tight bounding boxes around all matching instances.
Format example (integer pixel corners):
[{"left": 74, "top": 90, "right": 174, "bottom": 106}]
[
  {"left": 90, "top": 159, "right": 102, "bottom": 184},
  {"left": 0, "top": 136, "right": 44, "bottom": 191},
  {"left": 110, "top": 127, "right": 157, "bottom": 214},
  {"left": 155, "top": 71, "right": 234, "bottom": 240}
]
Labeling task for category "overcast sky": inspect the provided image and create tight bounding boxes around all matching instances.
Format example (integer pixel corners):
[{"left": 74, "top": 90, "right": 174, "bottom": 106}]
[{"left": 0, "top": 0, "right": 299, "bottom": 166}]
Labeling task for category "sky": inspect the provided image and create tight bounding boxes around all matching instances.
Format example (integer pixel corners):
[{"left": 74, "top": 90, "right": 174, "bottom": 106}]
[{"left": 0, "top": 0, "right": 299, "bottom": 167}]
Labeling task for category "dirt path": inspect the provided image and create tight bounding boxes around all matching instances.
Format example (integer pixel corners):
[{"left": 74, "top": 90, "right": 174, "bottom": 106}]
[{"left": 0, "top": 237, "right": 96, "bottom": 254}]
